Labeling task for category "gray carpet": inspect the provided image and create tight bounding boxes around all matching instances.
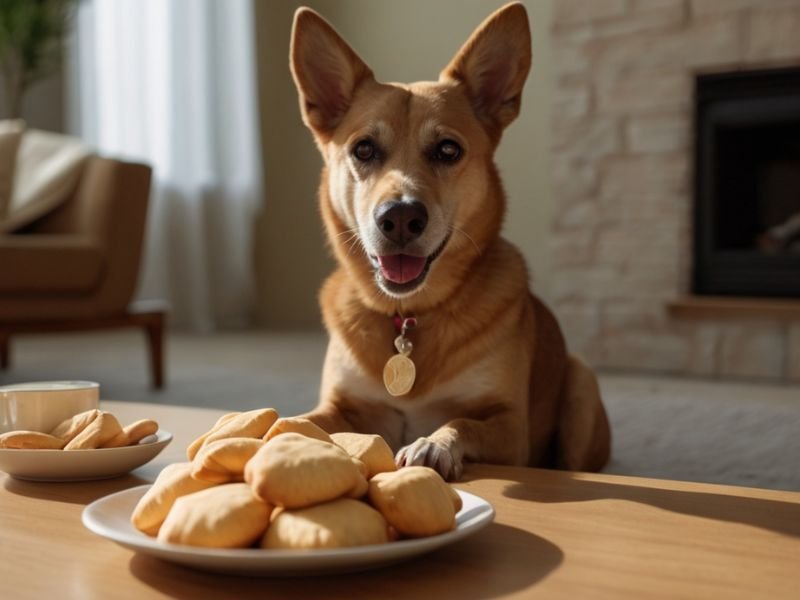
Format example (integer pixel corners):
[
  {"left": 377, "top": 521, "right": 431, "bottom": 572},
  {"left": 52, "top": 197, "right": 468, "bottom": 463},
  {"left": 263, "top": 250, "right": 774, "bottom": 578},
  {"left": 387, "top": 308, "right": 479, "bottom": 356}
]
[{"left": 2, "top": 330, "right": 799, "bottom": 491}]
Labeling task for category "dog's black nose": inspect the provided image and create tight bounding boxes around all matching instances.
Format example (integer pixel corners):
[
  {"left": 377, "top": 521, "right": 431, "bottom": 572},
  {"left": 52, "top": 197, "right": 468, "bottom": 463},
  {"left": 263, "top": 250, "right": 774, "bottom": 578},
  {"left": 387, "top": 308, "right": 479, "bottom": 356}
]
[{"left": 374, "top": 200, "right": 428, "bottom": 245}]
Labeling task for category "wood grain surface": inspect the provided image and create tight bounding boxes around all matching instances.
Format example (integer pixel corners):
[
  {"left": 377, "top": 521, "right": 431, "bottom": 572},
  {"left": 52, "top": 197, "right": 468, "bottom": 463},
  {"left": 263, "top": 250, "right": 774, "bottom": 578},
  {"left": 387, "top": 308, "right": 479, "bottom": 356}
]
[{"left": 1, "top": 401, "right": 799, "bottom": 599}]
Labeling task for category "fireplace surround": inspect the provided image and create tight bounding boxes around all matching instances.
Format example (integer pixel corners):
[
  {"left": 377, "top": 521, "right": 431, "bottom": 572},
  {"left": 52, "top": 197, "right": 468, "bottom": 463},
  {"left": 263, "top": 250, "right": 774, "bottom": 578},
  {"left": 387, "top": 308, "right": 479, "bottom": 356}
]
[{"left": 550, "top": 0, "right": 800, "bottom": 382}]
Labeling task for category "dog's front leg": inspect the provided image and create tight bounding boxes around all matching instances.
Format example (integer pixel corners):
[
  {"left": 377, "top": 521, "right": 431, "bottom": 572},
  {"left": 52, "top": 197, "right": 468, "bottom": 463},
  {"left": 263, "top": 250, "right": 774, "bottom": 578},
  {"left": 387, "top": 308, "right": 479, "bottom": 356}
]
[
  {"left": 299, "top": 402, "right": 355, "bottom": 435},
  {"left": 396, "top": 411, "right": 528, "bottom": 481},
  {"left": 301, "top": 391, "right": 406, "bottom": 448}
]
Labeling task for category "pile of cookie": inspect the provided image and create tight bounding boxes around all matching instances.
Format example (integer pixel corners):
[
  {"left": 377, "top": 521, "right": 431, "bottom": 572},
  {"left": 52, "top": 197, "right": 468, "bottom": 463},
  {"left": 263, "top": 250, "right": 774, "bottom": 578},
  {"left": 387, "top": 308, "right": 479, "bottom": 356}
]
[
  {"left": 0, "top": 409, "right": 159, "bottom": 450},
  {"left": 132, "top": 408, "right": 462, "bottom": 549}
]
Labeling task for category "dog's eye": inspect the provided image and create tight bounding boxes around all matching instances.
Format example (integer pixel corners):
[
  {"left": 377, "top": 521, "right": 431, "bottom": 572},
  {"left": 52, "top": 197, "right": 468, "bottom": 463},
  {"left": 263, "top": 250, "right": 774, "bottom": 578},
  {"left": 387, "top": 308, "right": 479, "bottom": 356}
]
[
  {"left": 353, "top": 140, "right": 377, "bottom": 162},
  {"left": 433, "top": 139, "right": 462, "bottom": 163}
]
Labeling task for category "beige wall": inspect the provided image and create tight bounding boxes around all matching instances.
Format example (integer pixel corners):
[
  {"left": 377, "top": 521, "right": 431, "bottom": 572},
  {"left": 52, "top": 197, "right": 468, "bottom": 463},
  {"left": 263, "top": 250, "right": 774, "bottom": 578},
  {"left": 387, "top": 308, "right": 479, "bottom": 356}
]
[{"left": 254, "top": 0, "right": 553, "bottom": 329}]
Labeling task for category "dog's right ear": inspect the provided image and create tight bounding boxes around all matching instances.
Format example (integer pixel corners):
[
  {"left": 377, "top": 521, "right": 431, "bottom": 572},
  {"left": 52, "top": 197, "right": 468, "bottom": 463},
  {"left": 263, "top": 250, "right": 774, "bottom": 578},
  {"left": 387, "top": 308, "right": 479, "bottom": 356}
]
[{"left": 290, "top": 8, "right": 374, "bottom": 138}]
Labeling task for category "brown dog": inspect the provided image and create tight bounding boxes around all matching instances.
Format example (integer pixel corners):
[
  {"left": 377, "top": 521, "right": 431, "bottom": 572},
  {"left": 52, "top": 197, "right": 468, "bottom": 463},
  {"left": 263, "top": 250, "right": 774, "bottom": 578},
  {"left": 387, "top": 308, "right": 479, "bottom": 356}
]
[{"left": 290, "top": 2, "right": 610, "bottom": 480}]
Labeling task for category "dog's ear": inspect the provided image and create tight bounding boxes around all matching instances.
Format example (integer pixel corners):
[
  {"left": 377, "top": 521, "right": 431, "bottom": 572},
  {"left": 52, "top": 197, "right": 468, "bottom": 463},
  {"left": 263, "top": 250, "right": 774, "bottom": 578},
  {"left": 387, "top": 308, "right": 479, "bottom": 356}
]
[
  {"left": 440, "top": 2, "right": 531, "bottom": 136},
  {"left": 290, "top": 8, "right": 374, "bottom": 137}
]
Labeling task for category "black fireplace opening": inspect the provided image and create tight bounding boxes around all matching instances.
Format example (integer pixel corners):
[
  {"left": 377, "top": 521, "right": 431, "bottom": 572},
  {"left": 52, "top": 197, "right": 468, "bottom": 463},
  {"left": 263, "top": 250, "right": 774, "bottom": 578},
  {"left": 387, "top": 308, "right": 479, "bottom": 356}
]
[{"left": 694, "top": 67, "right": 800, "bottom": 298}]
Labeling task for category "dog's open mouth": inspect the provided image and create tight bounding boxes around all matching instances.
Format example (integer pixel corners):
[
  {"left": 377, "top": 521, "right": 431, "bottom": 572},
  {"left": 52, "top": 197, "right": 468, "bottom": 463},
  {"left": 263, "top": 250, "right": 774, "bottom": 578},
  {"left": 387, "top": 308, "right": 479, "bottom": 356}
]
[
  {"left": 371, "top": 235, "right": 450, "bottom": 295},
  {"left": 377, "top": 255, "right": 428, "bottom": 284}
]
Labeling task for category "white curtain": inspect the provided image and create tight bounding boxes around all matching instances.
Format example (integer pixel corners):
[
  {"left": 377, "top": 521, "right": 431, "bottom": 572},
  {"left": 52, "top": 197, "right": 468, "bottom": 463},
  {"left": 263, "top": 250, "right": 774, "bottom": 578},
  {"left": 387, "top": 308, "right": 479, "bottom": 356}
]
[{"left": 69, "top": 0, "right": 262, "bottom": 331}]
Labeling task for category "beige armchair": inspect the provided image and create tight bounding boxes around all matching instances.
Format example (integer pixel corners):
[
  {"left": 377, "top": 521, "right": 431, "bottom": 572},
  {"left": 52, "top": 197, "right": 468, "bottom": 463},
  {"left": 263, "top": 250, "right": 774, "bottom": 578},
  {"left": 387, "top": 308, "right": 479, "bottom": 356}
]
[{"left": 0, "top": 156, "right": 166, "bottom": 388}]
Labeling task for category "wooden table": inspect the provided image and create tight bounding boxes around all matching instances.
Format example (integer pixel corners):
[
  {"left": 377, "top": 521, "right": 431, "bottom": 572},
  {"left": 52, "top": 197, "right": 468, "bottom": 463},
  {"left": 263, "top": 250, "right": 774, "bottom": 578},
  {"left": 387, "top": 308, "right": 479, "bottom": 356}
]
[{"left": 1, "top": 401, "right": 799, "bottom": 599}]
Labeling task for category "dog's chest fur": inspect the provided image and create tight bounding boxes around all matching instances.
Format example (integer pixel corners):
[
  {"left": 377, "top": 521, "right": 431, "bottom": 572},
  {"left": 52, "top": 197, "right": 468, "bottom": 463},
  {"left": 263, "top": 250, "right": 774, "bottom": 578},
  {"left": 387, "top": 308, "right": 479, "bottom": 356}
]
[
  {"left": 318, "top": 248, "right": 535, "bottom": 448},
  {"left": 323, "top": 329, "right": 506, "bottom": 445}
]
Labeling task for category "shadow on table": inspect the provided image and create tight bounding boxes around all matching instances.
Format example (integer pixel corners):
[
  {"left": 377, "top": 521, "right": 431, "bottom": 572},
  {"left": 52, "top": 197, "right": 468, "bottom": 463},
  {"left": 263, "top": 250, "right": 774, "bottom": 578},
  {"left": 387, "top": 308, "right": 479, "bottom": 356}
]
[
  {"left": 128, "top": 522, "right": 563, "bottom": 599},
  {"left": 3, "top": 473, "right": 148, "bottom": 505},
  {"left": 502, "top": 471, "right": 800, "bottom": 538}
]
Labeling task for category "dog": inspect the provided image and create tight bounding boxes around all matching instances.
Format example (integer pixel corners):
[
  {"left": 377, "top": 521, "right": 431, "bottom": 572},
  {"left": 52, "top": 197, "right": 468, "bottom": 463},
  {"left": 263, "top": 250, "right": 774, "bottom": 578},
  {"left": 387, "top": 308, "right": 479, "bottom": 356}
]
[{"left": 290, "top": 2, "right": 611, "bottom": 481}]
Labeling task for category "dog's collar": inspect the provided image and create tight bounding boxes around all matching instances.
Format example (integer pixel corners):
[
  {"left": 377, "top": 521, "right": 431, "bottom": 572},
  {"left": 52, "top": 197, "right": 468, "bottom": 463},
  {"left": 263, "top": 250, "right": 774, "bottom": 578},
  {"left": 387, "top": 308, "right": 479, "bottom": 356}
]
[
  {"left": 384, "top": 314, "right": 417, "bottom": 396},
  {"left": 393, "top": 314, "right": 417, "bottom": 335}
]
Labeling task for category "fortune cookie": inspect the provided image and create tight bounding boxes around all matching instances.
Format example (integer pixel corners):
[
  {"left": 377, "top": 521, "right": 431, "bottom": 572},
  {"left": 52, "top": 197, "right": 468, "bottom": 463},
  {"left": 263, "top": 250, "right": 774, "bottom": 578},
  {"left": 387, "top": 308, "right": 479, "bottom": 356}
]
[
  {"left": 244, "top": 433, "right": 367, "bottom": 509},
  {"left": 188, "top": 409, "right": 278, "bottom": 460},
  {"left": 185, "top": 412, "right": 241, "bottom": 460},
  {"left": 49, "top": 409, "right": 101, "bottom": 444},
  {"left": 191, "top": 437, "right": 265, "bottom": 483},
  {"left": 157, "top": 483, "right": 272, "bottom": 548},
  {"left": 331, "top": 432, "right": 397, "bottom": 478},
  {"left": 0, "top": 430, "right": 66, "bottom": 450},
  {"left": 263, "top": 417, "right": 333, "bottom": 444},
  {"left": 131, "top": 462, "right": 218, "bottom": 536},
  {"left": 368, "top": 466, "right": 462, "bottom": 537},
  {"left": 102, "top": 419, "right": 159, "bottom": 449},
  {"left": 262, "top": 498, "right": 391, "bottom": 549},
  {"left": 63, "top": 411, "right": 123, "bottom": 450}
]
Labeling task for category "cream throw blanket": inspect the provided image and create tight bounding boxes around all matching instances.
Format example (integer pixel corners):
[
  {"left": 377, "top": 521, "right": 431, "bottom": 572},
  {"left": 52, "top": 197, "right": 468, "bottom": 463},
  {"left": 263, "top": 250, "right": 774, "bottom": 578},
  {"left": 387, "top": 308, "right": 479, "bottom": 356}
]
[
  {"left": 0, "top": 124, "right": 93, "bottom": 233},
  {"left": 0, "top": 120, "right": 24, "bottom": 221}
]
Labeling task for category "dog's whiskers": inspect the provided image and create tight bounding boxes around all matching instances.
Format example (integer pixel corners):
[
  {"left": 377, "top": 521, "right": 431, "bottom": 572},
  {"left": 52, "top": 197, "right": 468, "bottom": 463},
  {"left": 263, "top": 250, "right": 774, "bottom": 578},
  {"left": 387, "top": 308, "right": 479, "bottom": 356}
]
[
  {"left": 333, "top": 227, "right": 370, "bottom": 260},
  {"left": 334, "top": 228, "right": 359, "bottom": 239},
  {"left": 344, "top": 234, "right": 361, "bottom": 256},
  {"left": 450, "top": 226, "right": 481, "bottom": 257}
]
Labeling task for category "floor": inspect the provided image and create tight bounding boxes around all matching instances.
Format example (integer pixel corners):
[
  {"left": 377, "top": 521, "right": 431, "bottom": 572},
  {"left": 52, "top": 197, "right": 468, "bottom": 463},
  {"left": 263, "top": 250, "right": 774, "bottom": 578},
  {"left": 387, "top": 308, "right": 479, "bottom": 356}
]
[{"left": 2, "top": 329, "right": 799, "bottom": 491}]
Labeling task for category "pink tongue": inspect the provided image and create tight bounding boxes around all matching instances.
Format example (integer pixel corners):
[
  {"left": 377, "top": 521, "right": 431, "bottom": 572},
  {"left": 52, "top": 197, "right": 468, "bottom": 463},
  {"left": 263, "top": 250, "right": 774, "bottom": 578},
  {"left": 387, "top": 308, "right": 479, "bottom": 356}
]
[{"left": 377, "top": 255, "right": 427, "bottom": 284}]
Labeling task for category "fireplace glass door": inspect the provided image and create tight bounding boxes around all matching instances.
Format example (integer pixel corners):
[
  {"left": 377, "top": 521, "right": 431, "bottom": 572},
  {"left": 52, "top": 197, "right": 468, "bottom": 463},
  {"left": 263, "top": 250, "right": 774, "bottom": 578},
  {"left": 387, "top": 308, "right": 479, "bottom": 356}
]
[{"left": 694, "top": 68, "right": 800, "bottom": 298}]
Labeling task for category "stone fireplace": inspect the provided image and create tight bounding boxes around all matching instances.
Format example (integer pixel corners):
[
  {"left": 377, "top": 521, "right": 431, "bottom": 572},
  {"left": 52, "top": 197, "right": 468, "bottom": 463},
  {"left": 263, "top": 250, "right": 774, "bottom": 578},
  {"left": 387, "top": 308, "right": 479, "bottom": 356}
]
[{"left": 549, "top": 0, "right": 800, "bottom": 382}]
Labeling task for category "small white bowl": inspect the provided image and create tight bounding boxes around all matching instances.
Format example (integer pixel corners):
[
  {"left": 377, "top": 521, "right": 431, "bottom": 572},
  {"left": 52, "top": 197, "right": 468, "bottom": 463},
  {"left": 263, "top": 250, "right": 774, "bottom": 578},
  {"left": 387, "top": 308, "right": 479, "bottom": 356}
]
[{"left": 0, "top": 381, "right": 100, "bottom": 434}]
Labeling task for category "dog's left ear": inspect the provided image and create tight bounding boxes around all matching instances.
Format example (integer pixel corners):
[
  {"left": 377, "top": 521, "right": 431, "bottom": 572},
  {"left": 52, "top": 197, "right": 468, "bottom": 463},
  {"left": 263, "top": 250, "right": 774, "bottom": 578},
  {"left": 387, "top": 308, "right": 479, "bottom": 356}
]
[{"left": 440, "top": 2, "right": 531, "bottom": 137}]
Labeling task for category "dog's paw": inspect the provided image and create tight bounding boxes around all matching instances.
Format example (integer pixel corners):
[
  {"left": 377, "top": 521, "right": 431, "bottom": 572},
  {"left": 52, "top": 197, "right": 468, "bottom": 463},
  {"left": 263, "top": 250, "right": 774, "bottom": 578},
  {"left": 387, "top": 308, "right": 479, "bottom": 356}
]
[{"left": 395, "top": 437, "right": 462, "bottom": 481}]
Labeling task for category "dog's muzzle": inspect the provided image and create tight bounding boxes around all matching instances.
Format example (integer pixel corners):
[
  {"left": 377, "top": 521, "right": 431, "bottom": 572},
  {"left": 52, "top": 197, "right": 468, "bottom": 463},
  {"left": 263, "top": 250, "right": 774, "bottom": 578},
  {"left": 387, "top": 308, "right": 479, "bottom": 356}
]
[
  {"left": 369, "top": 199, "right": 449, "bottom": 295},
  {"left": 370, "top": 234, "right": 450, "bottom": 295}
]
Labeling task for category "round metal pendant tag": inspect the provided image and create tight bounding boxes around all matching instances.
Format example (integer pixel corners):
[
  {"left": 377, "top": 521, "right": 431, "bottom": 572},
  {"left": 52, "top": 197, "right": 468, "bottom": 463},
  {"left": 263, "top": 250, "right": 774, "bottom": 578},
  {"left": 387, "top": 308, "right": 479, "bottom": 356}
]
[{"left": 383, "top": 354, "right": 416, "bottom": 396}]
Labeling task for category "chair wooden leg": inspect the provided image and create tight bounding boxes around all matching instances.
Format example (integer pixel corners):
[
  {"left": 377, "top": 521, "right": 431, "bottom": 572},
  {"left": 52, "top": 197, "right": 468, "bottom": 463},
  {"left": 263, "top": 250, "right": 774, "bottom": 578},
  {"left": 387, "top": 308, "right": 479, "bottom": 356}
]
[
  {"left": 142, "top": 313, "right": 166, "bottom": 389},
  {"left": 0, "top": 334, "right": 9, "bottom": 370}
]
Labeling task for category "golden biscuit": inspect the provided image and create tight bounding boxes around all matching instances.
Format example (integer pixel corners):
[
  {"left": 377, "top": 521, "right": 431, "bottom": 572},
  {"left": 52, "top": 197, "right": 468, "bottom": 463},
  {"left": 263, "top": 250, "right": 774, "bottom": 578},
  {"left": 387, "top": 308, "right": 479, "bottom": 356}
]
[
  {"left": 49, "top": 409, "right": 101, "bottom": 444},
  {"left": 263, "top": 417, "right": 333, "bottom": 444},
  {"left": 102, "top": 419, "right": 160, "bottom": 448},
  {"left": 346, "top": 458, "right": 369, "bottom": 499},
  {"left": 0, "top": 430, "right": 66, "bottom": 450},
  {"left": 157, "top": 483, "right": 272, "bottom": 548},
  {"left": 262, "top": 498, "right": 390, "bottom": 549},
  {"left": 203, "top": 408, "right": 279, "bottom": 445},
  {"left": 244, "top": 433, "right": 367, "bottom": 509},
  {"left": 131, "top": 462, "right": 218, "bottom": 536},
  {"left": 191, "top": 437, "right": 265, "bottom": 483},
  {"left": 185, "top": 411, "right": 241, "bottom": 460},
  {"left": 368, "top": 466, "right": 462, "bottom": 537},
  {"left": 331, "top": 432, "right": 397, "bottom": 478},
  {"left": 63, "top": 411, "right": 123, "bottom": 450},
  {"left": 188, "top": 409, "right": 278, "bottom": 460}
]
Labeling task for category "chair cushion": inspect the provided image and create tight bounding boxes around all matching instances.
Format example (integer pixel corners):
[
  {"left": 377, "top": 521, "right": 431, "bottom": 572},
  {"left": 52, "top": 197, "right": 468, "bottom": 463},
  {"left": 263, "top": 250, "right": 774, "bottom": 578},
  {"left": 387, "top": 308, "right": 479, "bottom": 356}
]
[
  {"left": 0, "top": 129, "right": 93, "bottom": 234},
  {"left": 0, "top": 120, "right": 25, "bottom": 220},
  {"left": 0, "top": 235, "right": 104, "bottom": 294}
]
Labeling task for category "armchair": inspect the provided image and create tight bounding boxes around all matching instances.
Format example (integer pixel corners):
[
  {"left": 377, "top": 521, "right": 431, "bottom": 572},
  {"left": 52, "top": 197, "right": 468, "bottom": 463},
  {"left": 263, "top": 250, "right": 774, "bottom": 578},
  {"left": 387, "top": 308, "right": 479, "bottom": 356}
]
[{"left": 0, "top": 156, "right": 166, "bottom": 388}]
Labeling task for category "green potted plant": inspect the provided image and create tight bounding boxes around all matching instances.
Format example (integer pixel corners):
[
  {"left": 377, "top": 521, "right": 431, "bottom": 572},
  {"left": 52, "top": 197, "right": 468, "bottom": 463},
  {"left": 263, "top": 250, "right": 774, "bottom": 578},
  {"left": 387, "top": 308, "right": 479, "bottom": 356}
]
[{"left": 0, "top": 0, "right": 77, "bottom": 119}]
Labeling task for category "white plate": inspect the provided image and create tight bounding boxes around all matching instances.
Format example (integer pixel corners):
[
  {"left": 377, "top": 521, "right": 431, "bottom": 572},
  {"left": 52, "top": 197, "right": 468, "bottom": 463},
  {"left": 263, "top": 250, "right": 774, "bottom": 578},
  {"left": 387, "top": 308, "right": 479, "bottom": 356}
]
[
  {"left": 82, "top": 485, "right": 495, "bottom": 576},
  {"left": 0, "top": 431, "right": 172, "bottom": 481}
]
